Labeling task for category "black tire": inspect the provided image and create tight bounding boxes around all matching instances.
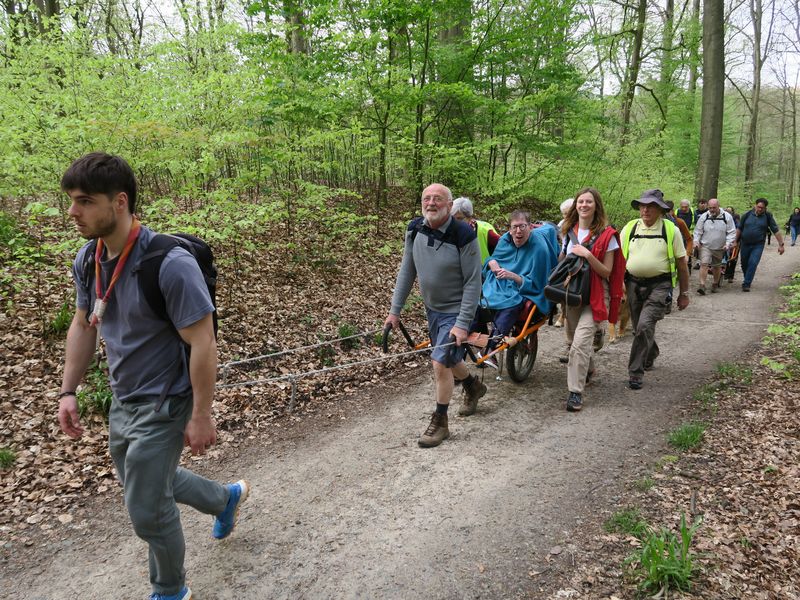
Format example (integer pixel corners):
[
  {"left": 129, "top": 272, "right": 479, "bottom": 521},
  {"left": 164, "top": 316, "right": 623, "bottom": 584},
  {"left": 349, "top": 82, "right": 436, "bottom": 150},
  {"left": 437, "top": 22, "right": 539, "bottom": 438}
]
[{"left": 506, "top": 331, "right": 538, "bottom": 383}]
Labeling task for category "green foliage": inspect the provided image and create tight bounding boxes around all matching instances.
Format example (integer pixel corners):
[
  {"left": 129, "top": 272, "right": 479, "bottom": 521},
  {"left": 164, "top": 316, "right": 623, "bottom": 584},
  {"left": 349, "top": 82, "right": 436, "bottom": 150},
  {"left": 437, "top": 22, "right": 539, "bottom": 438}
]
[
  {"left": 604, "top": 508, "right": 651, "bottom": 538},
  {"left": 692, "top": 383, "right": 718, "bottom": 410},
  {"left": 668, "top": 422, "right": 706, "bottom": 451},
  {"left": 760, "top": 356, "right": 787, "bottom": 373},
  {"left": 625, "top": 513, "right": 701, "bottom": 595},
  {"left": 0, "top": 448, "right": 16, "bottom": 469},
  {"left": 716, "top": 362, "right": 753, "bottom": 385},
  {"left": 77, "top": 363, "right": 114, "bottom": 419},
  {"left": 316, "top": 344, "right": 336, "bottom": 367},
  {"left": 46, "top": 299, "right": 73, "bottom": 339},
  {"left": 337, "top": 321, "right": 361, "bottom": 350},
  {"left": 634, "top": 477, "right": 655, "bottom": 492}
]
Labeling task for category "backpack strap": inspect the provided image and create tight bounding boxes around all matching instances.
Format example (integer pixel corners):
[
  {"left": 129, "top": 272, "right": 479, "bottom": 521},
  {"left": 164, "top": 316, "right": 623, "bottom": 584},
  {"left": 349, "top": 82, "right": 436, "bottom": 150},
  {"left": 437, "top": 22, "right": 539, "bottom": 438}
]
[
  {"left": 408, "top": 216, "right": 472, "bottom": 251},
  {"left": 133, "top": 234, "right": 182, "bottom": 326}
]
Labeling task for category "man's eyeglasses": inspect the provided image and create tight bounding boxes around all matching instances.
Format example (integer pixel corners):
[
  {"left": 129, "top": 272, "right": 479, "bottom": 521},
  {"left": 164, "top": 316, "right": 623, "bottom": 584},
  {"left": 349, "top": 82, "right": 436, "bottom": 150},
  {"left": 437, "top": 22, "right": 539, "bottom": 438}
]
[{"left": 509, "top": 223, "right": 529, "bottom": 231}]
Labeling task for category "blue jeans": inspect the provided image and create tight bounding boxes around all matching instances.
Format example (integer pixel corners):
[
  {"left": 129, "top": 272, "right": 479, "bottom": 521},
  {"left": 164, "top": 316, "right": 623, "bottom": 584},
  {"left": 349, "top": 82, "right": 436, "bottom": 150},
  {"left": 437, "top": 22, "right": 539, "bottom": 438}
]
[
  {"left": 739, "top": 242, "right": 765, "bottom": 287},
  {"left": 791, "top": 225, "right": 798, "bottom": 245}
]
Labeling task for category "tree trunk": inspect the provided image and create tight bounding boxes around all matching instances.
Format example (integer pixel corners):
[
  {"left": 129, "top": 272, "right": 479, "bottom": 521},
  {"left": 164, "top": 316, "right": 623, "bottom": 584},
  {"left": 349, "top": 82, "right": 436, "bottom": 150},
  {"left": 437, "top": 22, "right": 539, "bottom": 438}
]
[
  {"left": 744, "top": 0, "right": 764, "bottom": 183},
  {"left": 283, "top": 0, "right": 309, "bottom": 55},
  {"left": 657, "top": 0, "right": 675, "bottom": 133},
  {"left": 620, "top": 0, "right": 647, "bottom": 145},
  {"left": 437, "top": 0, "right": 472, "bottom": 145},
  {"left": 686, "top": 0, "right": 701, "bottom": 128},
  {"left": 787, "top": 77, "right": 798, "bottom": 203},
  {"left": 777, "top": 85, "right": 787, "bottom": 181},
  {"left": 694, "top": 0, "right": 725, "bottom": 201}
]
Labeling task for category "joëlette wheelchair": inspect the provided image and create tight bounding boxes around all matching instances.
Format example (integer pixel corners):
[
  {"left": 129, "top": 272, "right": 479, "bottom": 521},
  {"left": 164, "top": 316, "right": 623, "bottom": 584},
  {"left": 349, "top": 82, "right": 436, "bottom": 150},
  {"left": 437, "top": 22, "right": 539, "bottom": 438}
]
[{"left": 382, "top": 299, "right": 547, "bottom": 383}]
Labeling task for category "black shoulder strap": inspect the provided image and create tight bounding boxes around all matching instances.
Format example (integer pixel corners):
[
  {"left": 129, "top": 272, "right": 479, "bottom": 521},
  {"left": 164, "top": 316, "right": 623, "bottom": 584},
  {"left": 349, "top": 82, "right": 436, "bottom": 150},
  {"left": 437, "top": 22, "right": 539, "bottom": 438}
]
[
  {"left": 79, "top": 240, "right": 98, "bottom": 293},
  {"left": 134, "top": 234, "right": 182, "bottom": 325},
  {"left": 629, "top": 221, "right": 667, "bottom": 243},
  {"left": 740, "top": 210, "right": 751, "bottom": 229},
  {"left": 567, "top": 228, "right": 598, "bottom": 251},
  {"left": 408, "top": 217, "right": 425, "bottom": 244},
  {"left": 409, "top": 217, "right": 468, "bottom": 251}
]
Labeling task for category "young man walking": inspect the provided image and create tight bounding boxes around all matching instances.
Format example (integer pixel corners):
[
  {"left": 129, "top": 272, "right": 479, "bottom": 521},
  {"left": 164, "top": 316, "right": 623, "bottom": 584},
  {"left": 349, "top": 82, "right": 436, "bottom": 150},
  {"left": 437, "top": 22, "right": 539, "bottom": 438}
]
[
  {"left": 57, "top": 153, "right": 248, "bottom": 600},
  {"left": 734, "top": 198, "right": 785, "bottom": 291},
  {"left": 385, "top": 183, "right": 484, "bottom": 447}
]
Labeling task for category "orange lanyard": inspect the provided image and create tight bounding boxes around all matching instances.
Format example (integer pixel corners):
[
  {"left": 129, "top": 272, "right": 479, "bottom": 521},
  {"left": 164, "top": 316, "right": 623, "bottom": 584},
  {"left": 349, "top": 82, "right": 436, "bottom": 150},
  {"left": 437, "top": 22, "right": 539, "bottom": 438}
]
[{"left": 90, "top": 219, "right": 141, "bottom": 327}]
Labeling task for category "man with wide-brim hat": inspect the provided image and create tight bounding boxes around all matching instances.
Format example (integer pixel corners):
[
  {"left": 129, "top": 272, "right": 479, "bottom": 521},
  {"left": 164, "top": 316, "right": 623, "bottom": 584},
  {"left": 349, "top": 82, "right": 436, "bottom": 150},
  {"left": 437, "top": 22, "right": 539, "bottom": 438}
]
[{"left": 618, "top": 189, "right": 690, "bottom": 390}]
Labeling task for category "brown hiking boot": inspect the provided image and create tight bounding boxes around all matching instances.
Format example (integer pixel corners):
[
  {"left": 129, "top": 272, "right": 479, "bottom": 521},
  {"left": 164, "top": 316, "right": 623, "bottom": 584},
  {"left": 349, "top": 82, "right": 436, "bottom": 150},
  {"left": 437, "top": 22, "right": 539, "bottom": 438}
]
[
  {"left": 418, "top": 412, "right": 449, "bottom": 448},
  {"left": 458, "top": 375, "right": 487, "bottom": 416}
]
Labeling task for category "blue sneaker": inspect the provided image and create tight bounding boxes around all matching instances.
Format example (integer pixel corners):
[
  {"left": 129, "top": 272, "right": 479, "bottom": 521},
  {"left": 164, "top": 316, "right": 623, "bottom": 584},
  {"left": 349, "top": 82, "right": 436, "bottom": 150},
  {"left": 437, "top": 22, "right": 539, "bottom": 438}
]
[
  {"left": 213, "top": 480, "right": 250, "bottom": 539},
  {"left": 150, "top": 586, "right": 191, "bottom": 600}
]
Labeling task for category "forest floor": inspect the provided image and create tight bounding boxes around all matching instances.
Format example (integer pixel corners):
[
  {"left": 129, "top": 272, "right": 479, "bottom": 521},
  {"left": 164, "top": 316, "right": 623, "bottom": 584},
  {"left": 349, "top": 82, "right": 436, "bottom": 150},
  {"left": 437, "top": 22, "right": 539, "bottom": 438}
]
[{"left": 1, "top": 245, "right": 799, "bottom": 599}]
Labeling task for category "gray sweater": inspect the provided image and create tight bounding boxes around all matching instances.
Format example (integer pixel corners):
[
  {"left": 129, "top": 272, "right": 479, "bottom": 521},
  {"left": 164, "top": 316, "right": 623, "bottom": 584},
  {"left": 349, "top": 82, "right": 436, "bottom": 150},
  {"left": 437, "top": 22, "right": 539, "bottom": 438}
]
[{"left": 390, "top": 216, "right": 482, "bottom": 331}]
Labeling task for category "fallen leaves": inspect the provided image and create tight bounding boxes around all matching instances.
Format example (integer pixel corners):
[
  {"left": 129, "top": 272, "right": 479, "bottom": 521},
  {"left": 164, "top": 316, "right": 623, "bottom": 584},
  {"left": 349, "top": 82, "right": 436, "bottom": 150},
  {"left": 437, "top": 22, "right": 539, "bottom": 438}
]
[{"left": 1, "top": 220, "right": 428, "bottom": 554}]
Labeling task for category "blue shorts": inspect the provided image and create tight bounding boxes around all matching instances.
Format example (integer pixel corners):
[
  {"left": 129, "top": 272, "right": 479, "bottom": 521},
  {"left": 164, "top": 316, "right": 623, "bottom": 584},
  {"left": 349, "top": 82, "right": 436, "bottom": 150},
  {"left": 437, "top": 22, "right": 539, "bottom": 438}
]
[{"left": 426, "top": 309, "right": 466, "bottom": 368}]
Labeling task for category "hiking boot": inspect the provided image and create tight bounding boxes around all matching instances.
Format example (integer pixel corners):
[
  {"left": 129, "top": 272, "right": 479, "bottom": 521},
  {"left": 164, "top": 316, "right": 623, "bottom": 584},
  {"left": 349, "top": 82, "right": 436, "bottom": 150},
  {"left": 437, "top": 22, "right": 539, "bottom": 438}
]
[
  {"left": 711, "top": 282, "right": 720, "bottom": 293},
  {"left": 458, "top": 375, "right": 487, "bottom": 416},
  {"left": 628, "top": 377, "right": 643, "bottom": 390},
  {"left": 644, "top": 360, "right": 654, "bottom": 371},
  {"left": 566, "top": 392, "right": 583, "bottom": 412},
  {"left": 419, "top": 412, "right": 449, "bottom": 447},
  {"left": 213, "top": 480, "right": 250, "bottom": 540},
  {"left": 742, "top": 284, "right": 750, "bottom": 292},
  {"left": 697, "top": 286, "right": 706, "bottom": 295},
  {"left": 150, "top": 587, "right": 191, "bottom": 600}
]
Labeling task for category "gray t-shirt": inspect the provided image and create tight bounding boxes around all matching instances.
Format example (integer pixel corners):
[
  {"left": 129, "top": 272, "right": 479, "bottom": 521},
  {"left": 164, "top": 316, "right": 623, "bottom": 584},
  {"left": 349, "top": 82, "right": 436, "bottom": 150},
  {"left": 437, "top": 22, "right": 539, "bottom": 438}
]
[{"left": 73, "top": 226, "right": 214, "bottom": 402}]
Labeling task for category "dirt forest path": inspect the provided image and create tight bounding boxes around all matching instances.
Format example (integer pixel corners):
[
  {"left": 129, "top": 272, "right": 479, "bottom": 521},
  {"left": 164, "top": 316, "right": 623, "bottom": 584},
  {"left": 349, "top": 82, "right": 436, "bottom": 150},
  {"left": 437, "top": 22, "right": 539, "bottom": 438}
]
[{"left": 4, "top": 246, "right": 800, "bottom": 600}]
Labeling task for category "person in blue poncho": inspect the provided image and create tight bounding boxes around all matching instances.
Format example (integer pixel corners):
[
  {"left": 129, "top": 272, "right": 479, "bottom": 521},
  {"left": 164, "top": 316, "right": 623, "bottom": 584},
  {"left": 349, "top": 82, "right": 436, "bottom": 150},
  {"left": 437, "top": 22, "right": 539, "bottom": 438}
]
[{"left": 480, "top": 210, "right": 559, "bottom": 362}]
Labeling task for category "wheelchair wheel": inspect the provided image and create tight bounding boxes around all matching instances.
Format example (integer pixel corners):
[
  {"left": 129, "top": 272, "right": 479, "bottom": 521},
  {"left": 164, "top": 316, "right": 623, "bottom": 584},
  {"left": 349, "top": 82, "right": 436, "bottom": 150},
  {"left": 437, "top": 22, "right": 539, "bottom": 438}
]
[{"left": 506, "top": 331, "right": 538, "bottom": 382}]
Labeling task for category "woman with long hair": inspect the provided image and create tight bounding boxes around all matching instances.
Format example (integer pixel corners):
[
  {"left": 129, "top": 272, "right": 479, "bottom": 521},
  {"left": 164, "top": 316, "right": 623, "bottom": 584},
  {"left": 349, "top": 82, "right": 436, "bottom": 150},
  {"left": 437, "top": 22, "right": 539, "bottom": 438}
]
[{"left": 559, "top": 188, "right": 626, "bottom": 412}]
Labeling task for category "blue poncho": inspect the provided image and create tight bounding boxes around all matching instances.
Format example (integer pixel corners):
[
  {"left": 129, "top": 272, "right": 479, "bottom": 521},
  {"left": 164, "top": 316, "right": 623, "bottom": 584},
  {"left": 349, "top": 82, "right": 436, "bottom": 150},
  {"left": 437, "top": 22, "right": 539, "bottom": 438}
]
[{"left": 481, "top": 223, "right": 559, "bottom": 314}]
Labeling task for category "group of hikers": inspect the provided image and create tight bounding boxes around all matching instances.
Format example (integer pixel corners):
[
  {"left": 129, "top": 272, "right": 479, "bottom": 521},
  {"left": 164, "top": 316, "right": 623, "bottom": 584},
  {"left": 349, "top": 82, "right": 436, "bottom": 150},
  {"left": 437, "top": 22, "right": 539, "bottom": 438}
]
[
  {"left": 53, "top": 152, "right": 791, "bottom": 599},
  {"left": 384, "top": 184, "right": 790, "bottom": 448}
]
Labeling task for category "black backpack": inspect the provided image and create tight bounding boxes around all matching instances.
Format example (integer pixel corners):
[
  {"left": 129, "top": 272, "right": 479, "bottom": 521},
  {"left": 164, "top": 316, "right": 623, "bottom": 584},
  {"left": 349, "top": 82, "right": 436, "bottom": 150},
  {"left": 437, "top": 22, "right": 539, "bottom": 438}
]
[{"left": 80, "top": 233, "right": 218, "bottom": 336}]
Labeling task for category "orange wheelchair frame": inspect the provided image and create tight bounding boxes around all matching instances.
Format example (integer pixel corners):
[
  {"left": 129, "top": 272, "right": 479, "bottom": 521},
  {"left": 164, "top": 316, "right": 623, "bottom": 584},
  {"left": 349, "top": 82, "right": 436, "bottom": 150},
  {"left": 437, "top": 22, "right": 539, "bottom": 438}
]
[{"left": 382, "top": 300, "right": 546, "bottom": 383}]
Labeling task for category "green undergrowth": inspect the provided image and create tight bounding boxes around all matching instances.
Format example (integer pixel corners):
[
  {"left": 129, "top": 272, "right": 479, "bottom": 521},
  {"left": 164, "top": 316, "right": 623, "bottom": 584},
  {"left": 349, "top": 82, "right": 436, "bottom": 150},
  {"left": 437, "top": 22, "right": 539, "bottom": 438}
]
[
  {"left": 668, "top": 422, "right": 706, "bottom": 451},
  {"left": 0, "top": 448, "right": 16, "bottom": 469},
  {"left": 624, "top": 513, "right": 702, "bottom": 596},
  {"left": 760, "top": 273, "right": 800, "bottom": 379},
  {"left": 77, "top": 363, "right": 114, "bottom": 418}
]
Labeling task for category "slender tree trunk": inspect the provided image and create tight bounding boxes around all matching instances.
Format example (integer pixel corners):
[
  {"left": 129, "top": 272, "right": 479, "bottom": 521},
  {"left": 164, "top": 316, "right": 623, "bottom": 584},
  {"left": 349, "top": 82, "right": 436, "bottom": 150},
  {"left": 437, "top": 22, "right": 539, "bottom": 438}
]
[
  {"left": 686, "top": 0, "right": 701, "bottom": 127},
  {"left": 620, "top": 0, "right": 647, "bottom": 145},
  {"left": 694, "top": 0, "right": 724, "bottom": 200},
  {"left": 413, "top": 18, "right": 431, "bottom": 199},
  {"left": 777, "top": 85, "right": 787, "bottom": 181},
  {"left": 657, "top": 0, "right": 675, "bottom": 133},
  {"left": 744, "top": 0, "right": 764, "bottom": 182},
  {"left": 787, "top": 78, "right": 798, "bottom": 203}
]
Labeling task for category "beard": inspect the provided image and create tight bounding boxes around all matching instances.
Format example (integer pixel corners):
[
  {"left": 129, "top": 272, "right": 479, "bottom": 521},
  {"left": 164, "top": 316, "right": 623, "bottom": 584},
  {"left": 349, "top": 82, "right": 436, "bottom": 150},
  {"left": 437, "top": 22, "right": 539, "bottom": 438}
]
[{"left": 77, "top": 212, "right": 117, "bottom": 240}]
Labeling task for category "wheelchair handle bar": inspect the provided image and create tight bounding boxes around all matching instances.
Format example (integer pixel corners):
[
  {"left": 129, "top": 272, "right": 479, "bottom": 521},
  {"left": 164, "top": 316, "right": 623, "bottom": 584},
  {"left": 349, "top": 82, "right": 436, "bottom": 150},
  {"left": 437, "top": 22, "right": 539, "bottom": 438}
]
[{"left": 382, "top": 320, "right": 415, "bottom": 353}]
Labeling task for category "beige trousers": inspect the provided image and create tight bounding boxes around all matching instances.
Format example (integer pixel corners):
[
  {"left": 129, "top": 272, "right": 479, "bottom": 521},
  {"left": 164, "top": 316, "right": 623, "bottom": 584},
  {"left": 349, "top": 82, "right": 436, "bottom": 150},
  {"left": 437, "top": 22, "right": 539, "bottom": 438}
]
[{"left": 564, "top": 284, "right": 609, "bottom": 394}]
